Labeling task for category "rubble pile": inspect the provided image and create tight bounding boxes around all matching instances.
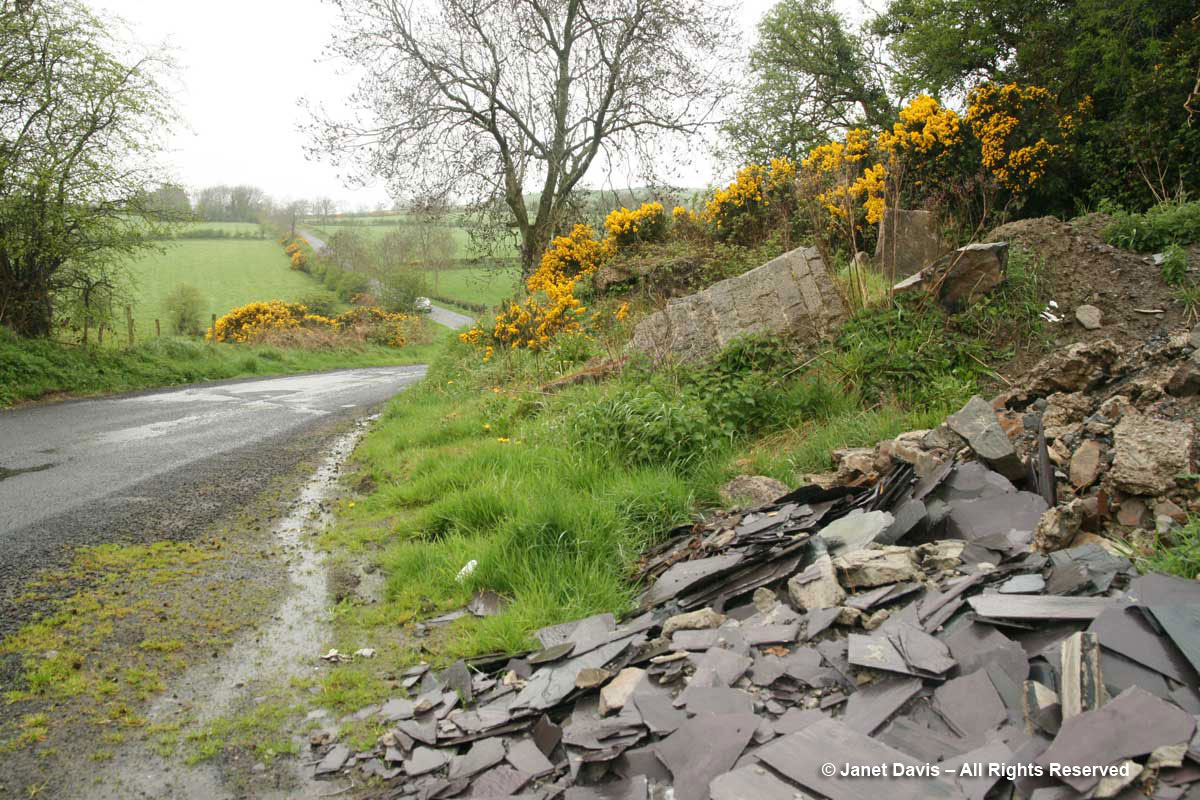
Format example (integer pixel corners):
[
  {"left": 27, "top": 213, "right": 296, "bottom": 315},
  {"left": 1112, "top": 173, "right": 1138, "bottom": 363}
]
[{"left": 310, "top": 331, "right": 1200, "bottom": 800}]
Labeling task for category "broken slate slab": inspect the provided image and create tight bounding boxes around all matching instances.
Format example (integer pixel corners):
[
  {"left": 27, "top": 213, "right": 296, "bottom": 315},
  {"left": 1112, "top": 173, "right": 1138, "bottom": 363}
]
[
  {"left": 999, "top": 574, "right": 1047, "bottom": 594},
  {"left": 446, "top": 737, "right": 507, "bottom": 780},
  {"left": 642, "top": 554, "right": 744, "bottom": 607},
  {"left": 933, "top": 669, "right": 1007, "bottom": 740},
  {"left": 314, "top": 744, "right": 352, "bottom": 777},
  {"left": 756, "top": 718, "right": 968, "bottom": 800},
  {"left": 1036, "top": 687, "right": 1196, "bottom": 793},
  {"left": 1089, "top": 607, "right": 1198, "bottom": 685},
  {"left": 506, "top": 737, "right": 555, "bottom": 777},
  {"left": 406, "top": 745, "right": 451, "bottom": 777},
  {"left": 842, "top": 677, "right": 923, "bottom": 735},
  {"left": 817, "top": 511, "right": 895, "bottom": 556},
  {"left": 1148, "top": 605, "right": 1200, "bottom": 676},
  {"left": 967, "top": 594, "right": 1116, "bottom": 621},
  {"left": 947, "top": 396, "right": 1025, "bottom": 480},
  {"left": 710, "top": 764, "right": 814, "bottom": 800},
  {"left": 654, "top": 714, "right": 759, "bottom": 800}
]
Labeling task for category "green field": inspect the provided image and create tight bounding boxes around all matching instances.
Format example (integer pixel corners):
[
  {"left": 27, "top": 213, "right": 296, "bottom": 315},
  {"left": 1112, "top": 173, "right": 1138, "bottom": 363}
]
[
  {"left": 311, "top": 222, "right": 473, "bottom": 257},
  {"left": 124, "top": 239, "right": 330, "bottom": 339},
  {"left": 421, "top": 265, "right": 521, "bottom": 309}
]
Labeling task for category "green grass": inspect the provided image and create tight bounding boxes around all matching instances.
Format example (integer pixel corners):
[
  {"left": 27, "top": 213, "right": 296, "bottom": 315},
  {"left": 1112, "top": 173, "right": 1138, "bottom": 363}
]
[
  {"left": 421, "top": 265, "right": 521, "bottom": 309},
  {"left": 0, "top": 326, "right": 445, "bottom": 407},
  {"left": 1138, "top": 516, "right": 1200, "bottom": 579},
  {"left": 121, "top": 238, "right": 333, "bottom": 340},
  {"left": 1103, "top": 199, "right": 1200, "bottom": 252}
]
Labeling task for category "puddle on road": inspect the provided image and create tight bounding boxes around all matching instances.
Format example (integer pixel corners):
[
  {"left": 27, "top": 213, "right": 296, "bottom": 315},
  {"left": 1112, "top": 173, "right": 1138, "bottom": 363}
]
[{"left": 78, "top": 420, "right": 375, "bottom": 800}]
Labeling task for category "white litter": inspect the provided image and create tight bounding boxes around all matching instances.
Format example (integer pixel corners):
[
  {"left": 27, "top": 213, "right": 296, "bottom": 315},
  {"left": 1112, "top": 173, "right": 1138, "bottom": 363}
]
[{"left": 456, "top": 559, "right": 478, "bottom": 583}]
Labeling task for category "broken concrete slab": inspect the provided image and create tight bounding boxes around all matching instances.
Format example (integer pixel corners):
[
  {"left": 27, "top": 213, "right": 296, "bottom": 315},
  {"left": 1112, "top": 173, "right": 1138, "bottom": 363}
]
[
  {"left": 787, "top": 554, "right": 845, "bottom": 610},
  {"left": 834, "top": 546, "right": 919, "bottom": 589},
  {"left": 628, "top": 246, "right": 845, "bottom": 364},
  {"left": 1109, "top": 412, "right": 1193, "bottom": 496},
  {"left": 599, "top": 668, "right": 645, "bottom": 716}
]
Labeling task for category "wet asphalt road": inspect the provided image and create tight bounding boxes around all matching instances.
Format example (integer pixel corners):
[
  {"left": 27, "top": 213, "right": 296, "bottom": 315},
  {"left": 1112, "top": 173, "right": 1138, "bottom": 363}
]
[{"left": 0, "top": 366, "right": 426, "bottom": 634}]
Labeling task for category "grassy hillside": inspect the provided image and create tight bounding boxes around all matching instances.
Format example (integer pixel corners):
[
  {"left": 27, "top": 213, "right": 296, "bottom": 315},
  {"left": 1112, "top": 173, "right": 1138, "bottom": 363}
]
[{"left": 124, "top": 239, "right": 332, "bottom": 339}]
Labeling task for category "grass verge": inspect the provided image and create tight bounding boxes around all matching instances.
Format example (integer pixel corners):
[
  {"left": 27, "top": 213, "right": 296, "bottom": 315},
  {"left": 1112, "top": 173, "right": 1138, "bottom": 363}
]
[{"left": 0, "top": 326, "right": 446, "bottom": 407}]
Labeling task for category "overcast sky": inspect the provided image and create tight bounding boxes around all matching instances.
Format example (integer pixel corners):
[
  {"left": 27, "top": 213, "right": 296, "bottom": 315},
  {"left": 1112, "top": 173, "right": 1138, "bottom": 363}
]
[{"left": 91, "top": 0, "right": 840, "bottom": 212}]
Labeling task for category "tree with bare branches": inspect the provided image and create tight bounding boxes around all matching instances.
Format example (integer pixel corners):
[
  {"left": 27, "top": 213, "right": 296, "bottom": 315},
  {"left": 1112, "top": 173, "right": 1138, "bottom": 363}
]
[{"left": 308, "top": 0, "right": 734, "bottom": 275}]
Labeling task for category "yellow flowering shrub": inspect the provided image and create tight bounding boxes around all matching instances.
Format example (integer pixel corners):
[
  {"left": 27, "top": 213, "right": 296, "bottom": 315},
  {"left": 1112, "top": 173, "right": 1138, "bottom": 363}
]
[
  {"left": 209, "top": 301, "right": 416, "bottom": 347},
  {"left": 966, "top": 83, "right": 1089, "bottom": 191},
  {"left": 605, "top": 202, "right": 667, "bottom": 247},
  {"left": 876, "top": 96, "right": 962, "bottom": 158},
  {"left": 702, "top": 157, "right": 797, "bottom": 238},
  {"left": 290, "top": 251, "right": 307, "bottom": 270},
  {"left": 527, "top": 224, "right": 613, "bottom": 293},
  {"left": 801, "top": 129, "right": 889, "bottom": 229}
]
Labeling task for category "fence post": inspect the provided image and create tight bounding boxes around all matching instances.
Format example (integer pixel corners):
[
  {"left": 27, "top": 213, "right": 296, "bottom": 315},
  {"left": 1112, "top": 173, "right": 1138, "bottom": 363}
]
[
  {"left": 125, "top": 305, "right": 134, "bottom": 346},
  {"left": 83, "top": 318, "right": 89, "bottom": 346},
  {"left": 209, "top": 313, "right": 217, "bottom": 344},
  {"left": 155, "top": 318, "right": 161, "bottom": 337}
]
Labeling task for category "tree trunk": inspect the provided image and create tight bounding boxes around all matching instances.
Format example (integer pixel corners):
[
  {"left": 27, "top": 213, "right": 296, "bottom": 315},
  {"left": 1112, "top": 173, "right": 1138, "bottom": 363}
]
[{"left": 0, "top": 276, "right": 54, "bottom": 337}]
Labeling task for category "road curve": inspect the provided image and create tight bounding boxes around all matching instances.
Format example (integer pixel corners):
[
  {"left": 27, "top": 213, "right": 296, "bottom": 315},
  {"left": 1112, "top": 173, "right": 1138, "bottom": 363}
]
[
  {"left": 0, "top": 367, "right": 425, "bottom": 633},
  {"left": 297, "top": 228, "right": 476, "bottom": 330}
]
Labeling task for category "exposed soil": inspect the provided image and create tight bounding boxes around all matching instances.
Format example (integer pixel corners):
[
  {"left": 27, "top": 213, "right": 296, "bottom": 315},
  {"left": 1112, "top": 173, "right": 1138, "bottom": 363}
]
[{"left": 987, "top": 214, "right": 1192, "bottom": 380}]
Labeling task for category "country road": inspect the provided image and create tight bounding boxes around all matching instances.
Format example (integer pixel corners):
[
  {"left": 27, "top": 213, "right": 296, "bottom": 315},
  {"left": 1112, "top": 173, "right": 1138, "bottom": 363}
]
[
  {"left": 297, "top": 228, "right": 476, "bottom": 330},
  {"left": 0, "top": 366, "right": 426, "bottom": 635}
]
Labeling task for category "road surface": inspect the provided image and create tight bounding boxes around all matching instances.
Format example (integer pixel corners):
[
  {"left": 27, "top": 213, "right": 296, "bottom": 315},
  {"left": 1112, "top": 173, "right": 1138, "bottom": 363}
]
[
  {"left": 297, "top": 228, "right": 476, "bottom": 330},
  {"left": 0, "top": 366, "right": 426, "bottom": 634}
]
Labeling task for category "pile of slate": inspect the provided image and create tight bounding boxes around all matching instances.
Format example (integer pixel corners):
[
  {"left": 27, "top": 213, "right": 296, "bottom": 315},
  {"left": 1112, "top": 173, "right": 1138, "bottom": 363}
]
[{"left": 309, "top": 375, "right": 1200, "bottom": 800}]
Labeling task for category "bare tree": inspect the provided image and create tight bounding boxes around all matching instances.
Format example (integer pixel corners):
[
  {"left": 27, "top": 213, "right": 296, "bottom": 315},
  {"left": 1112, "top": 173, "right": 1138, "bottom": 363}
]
[
  {"left": 307, "top": 0, "right": 735, "bottom": 275},
  {"left": 313, "top": 196, "right": 337, "bottom": 225}
]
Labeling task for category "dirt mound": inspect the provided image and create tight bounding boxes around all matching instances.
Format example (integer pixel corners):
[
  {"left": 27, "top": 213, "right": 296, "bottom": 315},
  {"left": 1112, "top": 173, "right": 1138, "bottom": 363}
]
[{"left": 986, "top": 215, "right": 1184, "bottom": 352}]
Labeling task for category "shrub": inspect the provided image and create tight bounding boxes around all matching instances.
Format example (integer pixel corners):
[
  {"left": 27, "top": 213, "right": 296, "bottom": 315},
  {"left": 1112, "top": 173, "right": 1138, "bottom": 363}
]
[
  {"left": 298, "top": 291, "right": 340, "bottom": 317},
  {"left": 162, "top": 284, "right": 206, "bottom": 336},
  {"left": 604, "top": 202, "right": 667, "bottom": 248},
  {"left": 703, "top": 158, "right": 798, "bottom": 243}
]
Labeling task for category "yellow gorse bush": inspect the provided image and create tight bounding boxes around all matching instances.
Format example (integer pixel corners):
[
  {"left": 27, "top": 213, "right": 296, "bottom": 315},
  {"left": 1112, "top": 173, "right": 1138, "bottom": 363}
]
[
  {"left": 966, "top": 83, "right": 1089, "bottom": 191},
  {"left": 209, "top": 301, "right": 416, "bottom": 347},
  {"left": 527, "top": 224, "right": 612, "bottom": 294},
  {"left": 801, "top": 128, "right": 889, "bottom": 227},
  {"left": 702, "top": 157, "right": 797, "bottom": 232},
  {"left": 876, "top": 95, "right": 962, "bottom": 157},
  {"left": 604, "top": 202, "right": 666, "bottom": 247}
]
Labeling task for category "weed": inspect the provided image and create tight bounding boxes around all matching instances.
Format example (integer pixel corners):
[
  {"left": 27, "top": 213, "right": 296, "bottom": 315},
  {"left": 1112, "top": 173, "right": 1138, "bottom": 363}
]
[
  {"left": 1138, "top": 516, "right": 1200, "bottom": 579},
  {"left": 1103, "top": 199, "right": 1200, "bottom": 252},
  {"left": 1160, "top": 244, "right": 1189, "bottom": 286}
]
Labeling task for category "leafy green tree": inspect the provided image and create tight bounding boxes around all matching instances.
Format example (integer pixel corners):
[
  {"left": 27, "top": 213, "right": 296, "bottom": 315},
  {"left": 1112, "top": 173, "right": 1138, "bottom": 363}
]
[
  {"left": 872, "top": 0, "right": 1200, "bottom": 208},
  {"left": 723, "top": 0, "right": 892, "bottom": 164},
  {"left": 0, "top": 0, "right": 173, "bottom": 337}
]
